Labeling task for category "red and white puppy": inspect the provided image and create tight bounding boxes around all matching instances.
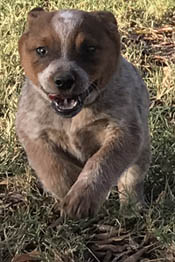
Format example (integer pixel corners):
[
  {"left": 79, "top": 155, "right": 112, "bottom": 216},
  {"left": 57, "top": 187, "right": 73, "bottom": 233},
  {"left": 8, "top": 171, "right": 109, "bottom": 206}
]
[{"left": 16, "top": 8, "right": 151, "bottom": 218}]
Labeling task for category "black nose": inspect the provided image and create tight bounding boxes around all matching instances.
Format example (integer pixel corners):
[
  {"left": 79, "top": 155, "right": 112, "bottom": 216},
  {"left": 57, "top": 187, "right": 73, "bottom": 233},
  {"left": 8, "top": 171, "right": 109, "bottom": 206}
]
[{"left": 54, "top": 73, "right": 75, "bottom": 90}]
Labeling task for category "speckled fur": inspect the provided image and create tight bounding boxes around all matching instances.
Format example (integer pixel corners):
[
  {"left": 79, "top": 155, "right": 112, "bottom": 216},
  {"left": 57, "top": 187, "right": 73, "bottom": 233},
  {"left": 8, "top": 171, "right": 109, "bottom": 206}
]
[{"left": 16, "top": 8, "right": 151, "bottom": 218}]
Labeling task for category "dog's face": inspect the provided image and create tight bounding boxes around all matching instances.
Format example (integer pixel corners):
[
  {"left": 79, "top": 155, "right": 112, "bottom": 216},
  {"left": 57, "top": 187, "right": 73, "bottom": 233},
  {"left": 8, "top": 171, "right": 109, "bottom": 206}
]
[{"left": 19, "top": 8, "right": 120, "bottom": 117}]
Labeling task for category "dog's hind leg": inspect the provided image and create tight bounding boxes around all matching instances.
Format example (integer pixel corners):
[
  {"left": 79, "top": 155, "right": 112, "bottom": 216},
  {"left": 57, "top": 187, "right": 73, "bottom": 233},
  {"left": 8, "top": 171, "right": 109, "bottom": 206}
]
[{"left": 117, "top": 144, "right": 151, "bottom": 212}]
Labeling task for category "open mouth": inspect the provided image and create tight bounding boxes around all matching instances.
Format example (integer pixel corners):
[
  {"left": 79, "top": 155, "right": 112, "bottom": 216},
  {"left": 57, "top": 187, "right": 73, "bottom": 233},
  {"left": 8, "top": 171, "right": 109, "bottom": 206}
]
[{"left": 48, "top": 83, "right": 96, "bottom": 118}]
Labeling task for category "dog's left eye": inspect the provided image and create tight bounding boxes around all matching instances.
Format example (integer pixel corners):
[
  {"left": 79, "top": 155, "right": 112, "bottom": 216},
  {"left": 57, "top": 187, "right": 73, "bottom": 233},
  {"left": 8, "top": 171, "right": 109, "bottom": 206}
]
[
  {"left": 36, "top": 47, "right": 48, "bottom": 57},
  {"left": 86, "top": 46, "right": 96, "bottom": 53},
  {"left": 80, "top": 42, "right": 97, "bottom": 56},
  {"left": 85, "top": 45, "right": 97, "bottom": 54}
]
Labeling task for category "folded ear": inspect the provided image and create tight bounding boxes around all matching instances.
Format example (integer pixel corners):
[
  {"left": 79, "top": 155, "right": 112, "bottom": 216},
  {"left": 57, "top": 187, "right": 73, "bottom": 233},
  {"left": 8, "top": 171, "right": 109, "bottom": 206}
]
[
  {"left": 23, "top": 7, "right": 46, "bottom": 32},
  {"left": 28, "top": 7, "right": 45, "bottom": 19},
  {"left": 91, "top": 11, "right": 120, "bottom": 52},
  {"left": 19, "top": 7, "right": 45, "bottom": 51},
  {"left": 91, "top": 11, "right": 118, "bottom": 32}
]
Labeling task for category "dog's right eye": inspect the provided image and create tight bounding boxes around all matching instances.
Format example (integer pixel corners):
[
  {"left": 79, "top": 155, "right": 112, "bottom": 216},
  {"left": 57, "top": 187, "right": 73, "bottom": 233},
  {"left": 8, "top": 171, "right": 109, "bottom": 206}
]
[{"left": 36, "top": 47, "right": 48, "bottom": 57}]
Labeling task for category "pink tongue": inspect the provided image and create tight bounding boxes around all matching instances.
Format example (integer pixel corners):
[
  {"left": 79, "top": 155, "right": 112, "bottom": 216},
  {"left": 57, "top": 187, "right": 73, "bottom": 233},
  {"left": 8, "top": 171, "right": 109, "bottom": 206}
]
[{"left": 48, "top": 94, "right": 60, "bottom": 100}]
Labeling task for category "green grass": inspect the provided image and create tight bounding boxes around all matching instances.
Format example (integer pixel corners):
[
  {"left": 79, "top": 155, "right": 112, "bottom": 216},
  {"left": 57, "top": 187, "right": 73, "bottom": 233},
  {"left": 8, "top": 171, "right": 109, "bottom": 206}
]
[{"left": 0, "top": 0, "right": 175, "bottom": 261}]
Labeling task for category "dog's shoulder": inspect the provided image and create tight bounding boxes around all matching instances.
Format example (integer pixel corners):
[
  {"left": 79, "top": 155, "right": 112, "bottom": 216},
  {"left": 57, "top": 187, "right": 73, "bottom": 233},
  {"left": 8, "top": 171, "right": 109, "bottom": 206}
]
[
  {"left": 119, "top": 56, "right": 149, "bottom": 104},
  {"left": 16, "top": 78, "right": 63, "bottom": 140}
]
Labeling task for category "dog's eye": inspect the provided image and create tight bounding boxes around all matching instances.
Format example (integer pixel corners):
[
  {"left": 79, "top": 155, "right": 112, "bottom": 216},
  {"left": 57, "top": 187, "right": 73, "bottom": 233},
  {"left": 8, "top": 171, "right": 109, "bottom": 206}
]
[
  {"left": 85, "top": 45, "right": 97, "bottom": 54},
  {"left": 86, "top": 46, "right": 96, "bottom": 53},
  {"left": 36, "top": 47, "right": 48, "bottom": 57},
  {"left": 81, "top": 42, "right": 97, "bottom": 56}
]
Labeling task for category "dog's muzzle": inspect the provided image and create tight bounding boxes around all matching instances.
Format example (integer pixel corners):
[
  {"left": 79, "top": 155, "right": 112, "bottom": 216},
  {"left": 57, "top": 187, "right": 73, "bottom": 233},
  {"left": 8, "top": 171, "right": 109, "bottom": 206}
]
[{"left": 48, "top": 83, "right": 96, "bottom": 118}]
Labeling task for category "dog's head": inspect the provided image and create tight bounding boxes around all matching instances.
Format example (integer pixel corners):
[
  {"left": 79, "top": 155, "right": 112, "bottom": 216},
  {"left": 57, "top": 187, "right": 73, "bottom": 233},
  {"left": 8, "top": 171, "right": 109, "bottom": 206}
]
[{"left": 19, "top": 8, "right": 120, "bottom": 117}]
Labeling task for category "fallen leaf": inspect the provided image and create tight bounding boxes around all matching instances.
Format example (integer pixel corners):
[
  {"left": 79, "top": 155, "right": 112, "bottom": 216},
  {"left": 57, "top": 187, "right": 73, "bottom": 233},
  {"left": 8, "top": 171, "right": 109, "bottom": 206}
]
[
  {"left": 92, "top": 234, "right": 130, "bottom": 243},
  {"left": 93, "top": 243, "right": 127, "bottom": 253},
  {"left": 7, "top": 192, "right": 26, "bottom": 204},
  {"left": 124, "top": 244, "right": 154, "bottom": 262},
  {"left": 0, "top": 179, "right": 8, "bottom": 185},
  {"left": 12, "top": 251, "right": 41, "bottom": 262}
]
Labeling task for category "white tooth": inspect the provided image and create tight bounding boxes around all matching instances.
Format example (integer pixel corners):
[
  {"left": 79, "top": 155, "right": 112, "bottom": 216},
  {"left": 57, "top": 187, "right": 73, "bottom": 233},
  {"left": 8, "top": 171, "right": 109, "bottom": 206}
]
[
  {"left": 59, "top": 98, "right": 78, "bottom": 110},
  {"left": 64, "top": 99, "right": 68, "bottom": 106},
  {"left": 71, "top": 100, "right": 76, "bottom": 107}
]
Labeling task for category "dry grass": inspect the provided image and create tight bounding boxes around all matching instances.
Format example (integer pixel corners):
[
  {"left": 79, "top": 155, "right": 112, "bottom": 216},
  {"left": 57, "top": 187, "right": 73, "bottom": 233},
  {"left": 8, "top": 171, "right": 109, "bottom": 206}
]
[{"left": 0, "top": 0, "right": 175, "bottom": 261}]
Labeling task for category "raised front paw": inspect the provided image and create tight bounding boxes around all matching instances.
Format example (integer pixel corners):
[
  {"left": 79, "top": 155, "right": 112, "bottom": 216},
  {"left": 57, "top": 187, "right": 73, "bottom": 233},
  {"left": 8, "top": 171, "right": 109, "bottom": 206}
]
[{"left": 62, "top": 180, "right": 101, "bottom": 219}]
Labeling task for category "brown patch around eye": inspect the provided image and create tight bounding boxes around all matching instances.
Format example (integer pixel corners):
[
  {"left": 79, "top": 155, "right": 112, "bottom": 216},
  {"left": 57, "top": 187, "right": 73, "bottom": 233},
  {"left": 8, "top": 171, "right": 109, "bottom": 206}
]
[
  {"left": 75, "top": 32, "right": 86, "bottom": 50},
  {"left": 75, "top": 32, "right": 100, "bottom": 59},
  {"left": 36, "top": 46, "right": 48, "bottom": 57},
  {"left": 76, "top": 33, "right": 97, "bottom": 50}
]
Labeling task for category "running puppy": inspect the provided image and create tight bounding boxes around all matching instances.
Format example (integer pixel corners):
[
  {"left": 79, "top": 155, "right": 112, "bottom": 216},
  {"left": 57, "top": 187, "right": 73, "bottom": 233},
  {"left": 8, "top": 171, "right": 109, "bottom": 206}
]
[{"left": 16, "top": 8, "right": 151, "bottom": 218}]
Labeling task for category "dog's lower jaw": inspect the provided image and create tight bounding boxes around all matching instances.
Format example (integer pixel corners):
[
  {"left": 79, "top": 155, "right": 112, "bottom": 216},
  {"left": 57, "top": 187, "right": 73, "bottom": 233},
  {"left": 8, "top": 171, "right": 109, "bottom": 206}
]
[{"left": 51, "top": 98, "right": 83, "bottom": 118}]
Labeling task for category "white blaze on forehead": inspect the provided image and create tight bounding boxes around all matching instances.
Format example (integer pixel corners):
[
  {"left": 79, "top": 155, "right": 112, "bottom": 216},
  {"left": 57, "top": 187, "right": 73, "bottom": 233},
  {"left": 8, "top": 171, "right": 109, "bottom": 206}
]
[
  {"left": 52, "top": 10, "right": 83, "bottom": 58},
  {"left": 59, "top": 10, "right": 74, "bottom": 21}
]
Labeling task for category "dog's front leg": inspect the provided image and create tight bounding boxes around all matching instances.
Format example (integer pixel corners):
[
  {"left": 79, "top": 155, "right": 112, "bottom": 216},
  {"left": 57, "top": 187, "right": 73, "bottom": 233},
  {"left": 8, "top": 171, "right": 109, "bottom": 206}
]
[
  {"left": 63, "top": 124, "right": 142, "bottom": 218},
  {"left": 20, "top": 134, "right": 81, "bottom": 199}
]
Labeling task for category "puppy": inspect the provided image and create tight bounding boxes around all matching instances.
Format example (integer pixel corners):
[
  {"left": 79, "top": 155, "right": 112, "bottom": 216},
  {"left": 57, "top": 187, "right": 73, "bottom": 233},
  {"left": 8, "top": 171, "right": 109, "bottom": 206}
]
[{"left": 16, "top": 8, "right": 151, "bottom": 218}]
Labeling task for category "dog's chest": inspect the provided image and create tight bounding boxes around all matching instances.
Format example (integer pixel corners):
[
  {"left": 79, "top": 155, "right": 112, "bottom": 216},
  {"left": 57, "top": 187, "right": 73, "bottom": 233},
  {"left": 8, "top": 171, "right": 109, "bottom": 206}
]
[
  {"left": 71, "top": 115, "right": 110, "bottom": 162},
  {"left": 49, "top": 115, "right": 108, "bottom": 163},
  {"left": 68, "top": 126, "right": 101, "bottom": 162}
]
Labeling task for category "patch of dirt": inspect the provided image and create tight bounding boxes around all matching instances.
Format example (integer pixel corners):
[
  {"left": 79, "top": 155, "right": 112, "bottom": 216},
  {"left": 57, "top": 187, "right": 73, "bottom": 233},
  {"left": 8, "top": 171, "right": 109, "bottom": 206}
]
[{"left": 122, "top": 24, "right": 175, "bottom": 67}]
